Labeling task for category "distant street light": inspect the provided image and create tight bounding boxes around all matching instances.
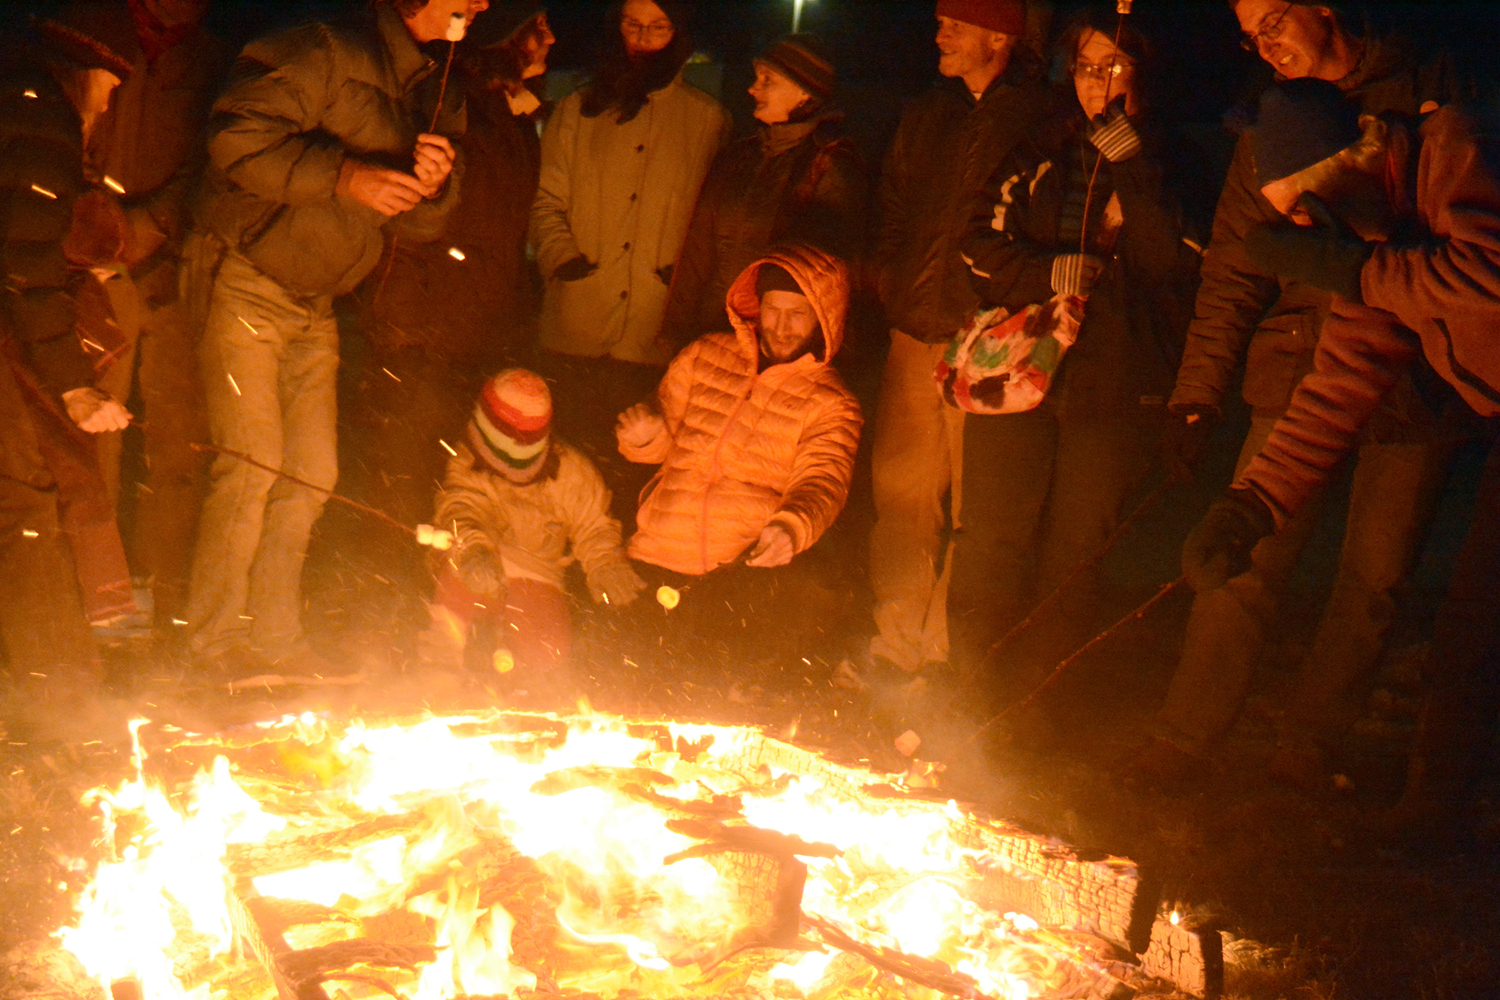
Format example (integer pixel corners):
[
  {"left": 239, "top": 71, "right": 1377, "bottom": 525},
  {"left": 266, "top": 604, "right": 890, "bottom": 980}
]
[{"left": 792, "top": 0, "right": 815, "bottom": 33}]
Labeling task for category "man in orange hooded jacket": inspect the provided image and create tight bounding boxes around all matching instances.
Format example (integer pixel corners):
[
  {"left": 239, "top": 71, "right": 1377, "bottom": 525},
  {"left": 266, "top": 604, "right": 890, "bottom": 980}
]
[{"left": 612, "top": 245, "right": 863, "bottom": 668}]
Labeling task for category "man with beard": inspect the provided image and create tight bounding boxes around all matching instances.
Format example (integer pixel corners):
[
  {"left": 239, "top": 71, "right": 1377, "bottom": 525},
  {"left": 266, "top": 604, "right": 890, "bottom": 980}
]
[
  {"left": 866, "top": 0, "right": 1055, "bottom": 680},
  {"left": 529, "top": 0, "right": 728, "bottom": 514}
]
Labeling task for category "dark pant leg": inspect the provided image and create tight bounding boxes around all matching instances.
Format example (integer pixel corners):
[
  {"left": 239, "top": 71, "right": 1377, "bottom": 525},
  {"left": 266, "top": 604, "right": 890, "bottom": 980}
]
[
  {"left": 0, "top": 476, "right": 100, "bottom": 718},
  {"left": 533, "top": 352, "right": 663, "bottom": 534},
  {"left": 947, "top": 408, "right": 1058, "bottom": 684},
  {"left": 1409, "top": 427, "right": 1500, "bottom": 802},
  {"left": 134, "top": 291, "right": 209, "bottom": 627},
  {"left": 1019, "top": 415, "right": 1160, "bottom": 671}
]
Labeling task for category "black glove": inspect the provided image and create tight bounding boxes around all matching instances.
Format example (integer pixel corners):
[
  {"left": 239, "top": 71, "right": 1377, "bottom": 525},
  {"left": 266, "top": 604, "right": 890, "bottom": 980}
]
[
  {"left": 1086, "top": 94, "right": 1142, "bottom": 163},
  {"left": 1182, "top": 487, "right": 1276, "bottom": 593},
  {"left": 552, "top": 256, "right": 597, "bottom": 282},
  {"left": 1160, "top": 407, "right": 1217, "bottom": 484},
  {"left": 1243, "top": 193, "right": 1371, "bottom": 302}
]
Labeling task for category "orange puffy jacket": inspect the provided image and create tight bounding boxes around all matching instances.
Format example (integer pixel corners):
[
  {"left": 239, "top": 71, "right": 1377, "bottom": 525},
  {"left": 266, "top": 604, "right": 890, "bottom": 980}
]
[{"left": 619, "top": 245, "right": 863, "bottom": 575}]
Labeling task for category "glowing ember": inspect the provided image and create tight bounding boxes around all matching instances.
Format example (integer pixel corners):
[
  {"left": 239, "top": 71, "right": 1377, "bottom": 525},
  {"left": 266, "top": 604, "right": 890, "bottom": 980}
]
[{"left": 53, "top": 711, "right": 1137, "bottom": 1000}]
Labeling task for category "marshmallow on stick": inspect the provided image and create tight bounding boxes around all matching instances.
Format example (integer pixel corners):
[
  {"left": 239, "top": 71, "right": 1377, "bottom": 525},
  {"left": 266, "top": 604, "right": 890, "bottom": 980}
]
[{"left": 445, "top": 11, "right": 466, "bottom": 41}]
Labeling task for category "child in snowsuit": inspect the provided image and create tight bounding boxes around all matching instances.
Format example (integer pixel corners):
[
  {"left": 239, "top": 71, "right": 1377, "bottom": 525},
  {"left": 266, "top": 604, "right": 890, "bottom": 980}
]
[{"left": 424, "top": 369, "right": 644, "bottom": 672}]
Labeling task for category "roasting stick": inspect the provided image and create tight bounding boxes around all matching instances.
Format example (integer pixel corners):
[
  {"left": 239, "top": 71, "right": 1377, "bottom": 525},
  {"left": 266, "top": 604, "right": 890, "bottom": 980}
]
[
  {"left": 185, "top": 441, "right": 454, "bottom": 550},
  {"left": 958, "top": 576, "right": 1185, "bottom": 753},
  {"left": 373, "top": 11, "right": 467, "bottom": 305},
  {"left": 972, "top": 477, "right": 1172, "bottom": 679},
  {"left": 187, "top": 442, "right": 412, "bottom": 535}
]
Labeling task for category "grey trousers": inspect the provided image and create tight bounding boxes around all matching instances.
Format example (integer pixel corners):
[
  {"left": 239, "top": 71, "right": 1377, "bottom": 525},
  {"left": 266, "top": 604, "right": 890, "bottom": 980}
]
[
  {"left": 1157, "top": 413, "right": 1453, "bottom": 747},
  {"left": 184, "top": 252, "right": 338, "bottom": 658}
]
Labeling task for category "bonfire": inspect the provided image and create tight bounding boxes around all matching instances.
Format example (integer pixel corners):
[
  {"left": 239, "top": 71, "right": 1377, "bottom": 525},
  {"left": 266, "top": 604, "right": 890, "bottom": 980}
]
[{"left": 46, "top": 710, "right": 1211, "bottom": 1000}]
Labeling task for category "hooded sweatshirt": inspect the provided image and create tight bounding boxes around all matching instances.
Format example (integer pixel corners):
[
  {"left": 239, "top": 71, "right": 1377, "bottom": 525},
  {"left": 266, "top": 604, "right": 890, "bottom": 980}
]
[{"left": 619, "top": 244, "right": 863, "bottom": 574}]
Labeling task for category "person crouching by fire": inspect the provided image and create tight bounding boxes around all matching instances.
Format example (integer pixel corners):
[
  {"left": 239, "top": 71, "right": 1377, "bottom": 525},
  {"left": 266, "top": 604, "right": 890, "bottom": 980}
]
[
  {"left": 420, "top": 370, "right": 645, "bottom": 681},
  {"left": 611, "top": 245, "right": 864, "bottom": 674}
]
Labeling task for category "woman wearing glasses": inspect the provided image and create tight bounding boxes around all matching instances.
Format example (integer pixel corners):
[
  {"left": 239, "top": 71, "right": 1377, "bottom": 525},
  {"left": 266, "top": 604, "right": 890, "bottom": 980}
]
[
  {"left": 529, "top": 0, "right": 729, "bottom": 497},
  {"left": 951, "top": 10, "right": 1204, "bottom": 731}
]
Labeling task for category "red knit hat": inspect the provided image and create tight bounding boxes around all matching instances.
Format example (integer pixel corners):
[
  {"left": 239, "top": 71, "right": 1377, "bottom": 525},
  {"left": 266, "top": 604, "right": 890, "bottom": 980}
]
[
  {"left": 468, "top": 369, "right": 553, "bottom": 482},
  {"left": 936, "top": 0, "right": 1024, "bottom": 35}
]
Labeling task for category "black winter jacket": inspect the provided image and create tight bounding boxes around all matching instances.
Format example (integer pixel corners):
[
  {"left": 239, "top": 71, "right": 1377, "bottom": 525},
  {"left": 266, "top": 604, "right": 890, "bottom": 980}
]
[
  {"left": 875, "top": 69, "right": 1058, "bottom": 345},
  {"left": 660, "top": 109, "right": 867, "bottom": 347},
  {"left": 1171, "top": 34, "right": 1469, "bottom": 419},
  {"left": 962, "top": 113, "right": 1202, "bottom": 419}
]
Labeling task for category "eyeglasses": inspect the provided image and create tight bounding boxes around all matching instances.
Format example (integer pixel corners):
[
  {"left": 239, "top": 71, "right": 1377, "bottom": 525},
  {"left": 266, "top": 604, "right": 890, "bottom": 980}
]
[
  {"left": 621, "top": 18, "right": 674, "bottom": 40},
  {"left": 1240, "top": 3, "right": 1291, "bottom": 51},
  {"left": 1070, "top": 59, "right": 1132, "bottom": 84}
]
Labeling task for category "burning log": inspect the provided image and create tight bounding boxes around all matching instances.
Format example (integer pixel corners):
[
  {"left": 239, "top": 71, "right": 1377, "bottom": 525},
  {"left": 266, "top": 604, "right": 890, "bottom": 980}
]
[{"left": 55, "top": 711, "right": 1221, "bottom": 1000}]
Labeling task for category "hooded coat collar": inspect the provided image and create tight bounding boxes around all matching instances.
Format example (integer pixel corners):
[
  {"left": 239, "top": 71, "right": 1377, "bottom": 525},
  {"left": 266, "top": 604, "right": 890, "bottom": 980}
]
[{"left": 723, "top": 245, "right": 848, "bottom": 369}]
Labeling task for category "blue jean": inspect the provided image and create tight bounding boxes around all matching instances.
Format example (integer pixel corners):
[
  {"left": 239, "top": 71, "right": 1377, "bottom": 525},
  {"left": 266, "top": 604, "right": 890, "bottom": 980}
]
[{"left": 184, "top": 252, "right": 338, "bottom": 658}]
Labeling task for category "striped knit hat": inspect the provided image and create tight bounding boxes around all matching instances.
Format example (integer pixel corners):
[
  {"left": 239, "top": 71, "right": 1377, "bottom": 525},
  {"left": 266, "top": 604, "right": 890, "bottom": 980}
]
[
  {"left": 756, "top": 35, "right": 834, "bottom": 103},
  {"left": 468, "top": 369, "right": 552, "bottom": 482}
]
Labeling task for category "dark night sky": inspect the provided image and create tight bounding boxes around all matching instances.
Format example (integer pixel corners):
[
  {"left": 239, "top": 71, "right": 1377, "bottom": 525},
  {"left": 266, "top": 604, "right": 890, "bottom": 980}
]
[{"left": 10, "top": 0, "right": 1500, "bottom": 201}]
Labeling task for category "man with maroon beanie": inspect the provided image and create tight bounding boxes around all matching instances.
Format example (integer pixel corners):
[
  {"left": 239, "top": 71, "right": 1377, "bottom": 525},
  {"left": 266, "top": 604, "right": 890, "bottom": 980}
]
[{"left": 867, "top": 0, "right": 1055, "bottom": 677}]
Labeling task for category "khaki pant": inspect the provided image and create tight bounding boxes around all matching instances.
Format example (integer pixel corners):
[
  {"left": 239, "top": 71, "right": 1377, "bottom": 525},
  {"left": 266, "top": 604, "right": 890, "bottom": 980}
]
[
  {"left": 184, "top": 252, "right": 338, "bottom": 659},
  {"left": 1157, "top": 413, "right": 1454, "bottom": 747},
  {"left": 867, "top": 330, "right": 965, "bottom": 671}
]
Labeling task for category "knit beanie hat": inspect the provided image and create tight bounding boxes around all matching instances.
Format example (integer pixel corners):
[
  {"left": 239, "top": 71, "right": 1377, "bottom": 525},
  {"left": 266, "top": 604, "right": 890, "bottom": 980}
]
[
  {"left": 468, "top": 369, "right": 553, "bottom": 482},
  {"left": 465, "top": 0, "right": 545, "bottom": 50},
  {"left": 1253, "top": 78, "right": 1363, "bottom": 187},
  {"left": 935, "top": 0, "right": 1025, "bottom": 36},
  {"left": 756, "top": 34, "right": 835, "bottom": 103},
  {"left": 755, "top": 262, "right": 807, "bottom": 298},
  {"left": 36, "top": 3, "right": 139, "bottom": 79}
]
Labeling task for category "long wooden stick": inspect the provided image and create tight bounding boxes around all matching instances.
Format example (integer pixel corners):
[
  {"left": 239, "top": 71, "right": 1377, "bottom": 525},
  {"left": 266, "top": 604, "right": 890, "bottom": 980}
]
[
  {"left": 973, "top": 478, "right": 1173, "bottom": 679},
  {"left": 188, "top": 441, "right": 415, "bottom": 537},
  {"left": 958, "top": 577, "right": 1185, "bottom": 752}
]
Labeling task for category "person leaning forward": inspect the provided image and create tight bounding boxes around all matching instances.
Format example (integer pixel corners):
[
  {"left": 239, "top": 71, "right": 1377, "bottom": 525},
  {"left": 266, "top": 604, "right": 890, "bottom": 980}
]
[
  {"left": 867, "top": 0, "right": 1057, "bottom": 676},
  {"left": 1133, "top": 0, "right": 1474, "bottom": 792},
  {"left": 183, "top": 0, "right": 480, "bottom": 681},
  {"left": 1187, "top": 80, "right": 1500, "bottom": 841}
]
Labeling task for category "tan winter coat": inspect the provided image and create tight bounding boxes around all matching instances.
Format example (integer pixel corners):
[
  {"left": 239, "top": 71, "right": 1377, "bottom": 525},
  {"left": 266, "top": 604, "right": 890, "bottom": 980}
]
[
  {"left": 435, "top": 440, "right": 630, "bottom": 591},
  {"left": 530, "top": 75, "right": 728, "bottom": 365},
  {"left": 619, "top": 245, "right": 863, "bottom": 575}
]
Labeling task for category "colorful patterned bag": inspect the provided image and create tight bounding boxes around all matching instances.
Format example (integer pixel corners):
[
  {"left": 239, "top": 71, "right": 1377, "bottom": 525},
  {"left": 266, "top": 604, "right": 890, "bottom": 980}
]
[{"left": 934, "top": 293, "right": 1086, "bottom": 414}]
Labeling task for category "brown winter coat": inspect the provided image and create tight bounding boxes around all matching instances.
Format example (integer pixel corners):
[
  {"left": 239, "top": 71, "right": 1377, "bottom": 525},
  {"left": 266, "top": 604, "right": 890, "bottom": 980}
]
[
  {"left": 87, "top": 15, "right": 228, "bottom": 282},
  {"left": 364, "top": 84, "right": 543, "bottom": 369},
  {"left": 0, "top": 60, "right": 96, "bottom": 489},
  {"left": 196, "top": 5, "right": 463, "bottom": 297},
  {"left": 659, "top": 111, "right": 867, "bottom": 347},
  {"left": 1241, "top": 107, "right": 1500, "bottom": 526},
  {"left": 619, "top": 245, "right": 863, "bottom": 575},
  {"left": 1171, "top": 35, "right": 1469, "bottom": 418}
]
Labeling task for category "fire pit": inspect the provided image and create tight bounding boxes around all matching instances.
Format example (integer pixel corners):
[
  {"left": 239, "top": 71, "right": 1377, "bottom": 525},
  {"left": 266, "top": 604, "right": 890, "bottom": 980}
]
[{"left": 53, "top": 711, "right": 1219, "bottom": 1000}]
